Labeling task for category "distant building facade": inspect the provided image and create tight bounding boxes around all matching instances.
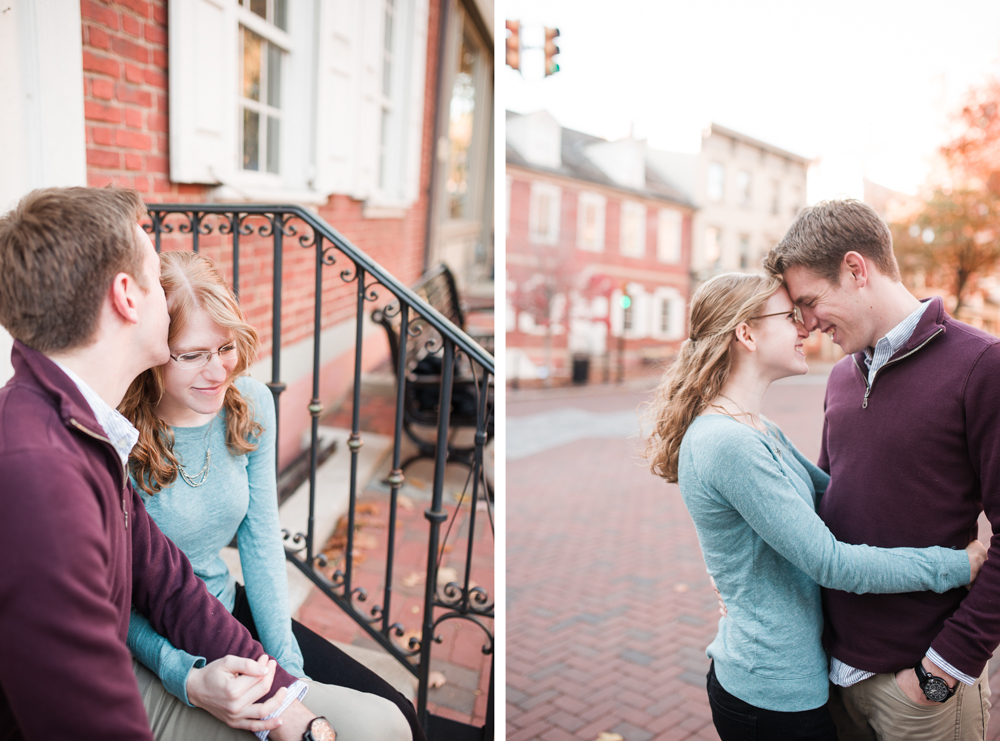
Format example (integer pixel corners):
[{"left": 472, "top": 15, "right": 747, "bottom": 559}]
[{"left": 506, "top": 110, "right": 695, "bottom": 383}]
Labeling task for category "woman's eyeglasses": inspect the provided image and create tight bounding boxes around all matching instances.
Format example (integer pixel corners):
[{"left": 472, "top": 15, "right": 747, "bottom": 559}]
[
  {"left": 754, "top": 307, "right": 804, "bottom": 325},
  {"left": 170, "top": 343, "right": 237, "bottom": 369}
]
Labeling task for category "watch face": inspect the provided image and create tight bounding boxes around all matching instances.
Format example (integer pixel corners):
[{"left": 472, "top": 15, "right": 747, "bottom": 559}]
[{"left": 923, "top": 677, "right": 951, "bottom": 703}]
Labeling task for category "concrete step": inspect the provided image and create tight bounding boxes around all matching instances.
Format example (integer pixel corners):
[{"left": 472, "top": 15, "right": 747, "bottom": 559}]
[{"left": 218, "top": 426, "right": 419, "bottom": 697}]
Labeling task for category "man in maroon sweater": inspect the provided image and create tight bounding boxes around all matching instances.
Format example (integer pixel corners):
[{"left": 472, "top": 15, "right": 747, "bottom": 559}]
[
  {"left": 765, "top": 199, "right": 1000, "bottom": 739},
  {"left": 0, "top": 189, "right": 334, "bottom": 740}
]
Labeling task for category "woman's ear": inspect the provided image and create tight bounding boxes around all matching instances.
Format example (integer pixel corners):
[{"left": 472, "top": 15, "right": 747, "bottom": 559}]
[{"left": 733, "top": 322, "right": 756, "bottom": 353}]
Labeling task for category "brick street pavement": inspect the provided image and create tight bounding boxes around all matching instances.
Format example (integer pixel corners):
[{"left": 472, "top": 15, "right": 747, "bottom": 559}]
[{"left": 507, "top": 370, "right": 1000, "bottom": 741}]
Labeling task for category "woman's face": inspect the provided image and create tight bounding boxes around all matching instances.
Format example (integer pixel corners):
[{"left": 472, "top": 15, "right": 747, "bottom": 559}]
[
  {"left": 750, "top": 287, "right": 809, "bottom": 379},
  {"left": 156, "top": 310, "right": 239, "bottom": 427}
]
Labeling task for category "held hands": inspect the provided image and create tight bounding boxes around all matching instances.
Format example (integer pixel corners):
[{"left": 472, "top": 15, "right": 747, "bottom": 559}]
[
  {"left": 187, "top": 654, "right": 288, "bottom": 732},
  {"left": 966, "top": 539, "right": 988, "bottom": 586}
]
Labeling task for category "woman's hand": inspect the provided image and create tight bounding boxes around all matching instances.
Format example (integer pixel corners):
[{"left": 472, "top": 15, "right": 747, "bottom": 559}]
[
  {"left": 966, "top": 539, "right": 988, "bottom": 585},
  {"left": 187, "top": 654, "right": 288, "bottom": 731},
  {"left": 709, "top": 575, "right": 727, "bottom": 617}
]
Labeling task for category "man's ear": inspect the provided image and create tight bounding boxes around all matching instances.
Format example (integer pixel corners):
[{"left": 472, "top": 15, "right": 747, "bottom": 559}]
[
  {"left": 733, "top": 321, "right": 756, "bottom": 353},
  {"left": 842, "top": 251, "right": 869, "bottom": 288},
  {"left": 109, "top": 272, "right": 140, "bottom": 325}
]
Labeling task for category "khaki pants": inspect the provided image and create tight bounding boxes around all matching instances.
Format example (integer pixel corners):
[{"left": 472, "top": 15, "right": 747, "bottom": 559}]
[
  {"left": 133, "top": 659, "right": 412, "bottom": 741},
  {"left": 828, "top": 666, "right": 991, "bottom": 741}
]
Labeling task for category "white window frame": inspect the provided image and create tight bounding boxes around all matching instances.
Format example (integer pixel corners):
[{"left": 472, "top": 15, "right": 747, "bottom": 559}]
[
  {"left": 656, "top": 209, "right": 682, "bottom": 264},
  {"left": 577, "top": 192, "right": 606, "bottom": 252},
  {"left": 705, "top": 226, "right": 722, "bottom": 267},
  {"left": 169, "top": 0, "right": 428, "bottom": 206},
  {"left": 529, "top": 181, "right": 561, "bottom": 245},
  {"left": 737, "top": 169, "right": 751, "bottom": 207},
  {"left": 237, "top": 8, "right": 289, "bottom": 182},
  {"left": 707, "top": 162, "right": 725, "bottom": 203},
  {"left": 652, "top": 287, "right": 686, "bottom": 341},
  {"left": 619, "top": 201, "right": 646, "bottom": 258}
]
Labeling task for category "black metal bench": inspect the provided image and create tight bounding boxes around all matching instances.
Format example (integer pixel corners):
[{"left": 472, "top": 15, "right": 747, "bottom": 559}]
[{"left": 372, "top": 264, "right": 494, "bottom": 495}]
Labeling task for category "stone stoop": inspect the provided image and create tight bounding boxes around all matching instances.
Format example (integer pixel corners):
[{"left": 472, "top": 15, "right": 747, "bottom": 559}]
[{"left": 219, "top": 425, "right": 418, "bottom": 699}]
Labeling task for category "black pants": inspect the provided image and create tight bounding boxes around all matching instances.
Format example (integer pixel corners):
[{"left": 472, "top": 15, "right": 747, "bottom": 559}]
[
  {"left": 232, "top": 583, "right": 427, "bottom": 741},
  {"left": 707, "top": 662, "right": 838, "bottom": 741}
]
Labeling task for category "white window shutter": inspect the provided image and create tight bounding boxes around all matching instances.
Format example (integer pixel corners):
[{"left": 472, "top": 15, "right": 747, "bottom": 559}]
[
  {"left": 403, "top": 0, "right": 429, "bottom": 205},
  {"left": 314, "top": 0, "right": 360, "bottom": 196},
  {"left": 168, "top": 0, "right": 237, "bottom": 184},
  {"left": 354, "top": 0, "right": 383, "bottom": 199}
]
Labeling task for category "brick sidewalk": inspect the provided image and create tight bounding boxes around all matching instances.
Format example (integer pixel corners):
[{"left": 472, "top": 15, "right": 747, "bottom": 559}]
[
  {"left": 294, "top": 383, "right": 494, "bottom": 729},
  {"left": 507, "top": 380, "right": 1000, "bottom": 741}
]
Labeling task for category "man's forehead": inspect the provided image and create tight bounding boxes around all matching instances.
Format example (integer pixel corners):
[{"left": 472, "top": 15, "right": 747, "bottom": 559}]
[{"left": 782, "top": 266, "right": 826, "bottom": 304}]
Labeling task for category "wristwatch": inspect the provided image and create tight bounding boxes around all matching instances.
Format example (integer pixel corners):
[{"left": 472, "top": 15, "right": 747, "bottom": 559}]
[
  {"left": 302, "top": 716, "right": 336, "bottom": 741},
  {"left": 914, "top": 660, "right": 957, "bottom": 703}
]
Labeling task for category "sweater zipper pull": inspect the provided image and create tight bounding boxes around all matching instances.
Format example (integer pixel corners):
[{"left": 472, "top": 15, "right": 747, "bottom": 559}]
[
  {"left": 122, "top": 494, "right": 129, "bottom": 529},
  {"left": 862, "top": 387, "right": 871, "bottom": 409}
]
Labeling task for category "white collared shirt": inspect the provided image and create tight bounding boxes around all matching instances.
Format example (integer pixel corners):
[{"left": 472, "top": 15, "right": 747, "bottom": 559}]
[{"left": 50, "top": 360, "right": 139, "bottom": 467}]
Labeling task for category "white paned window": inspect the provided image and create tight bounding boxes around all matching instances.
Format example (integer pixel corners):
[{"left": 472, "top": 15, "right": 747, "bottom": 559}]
[
  {"left": 656, "top": 209, "right": 682, "bottom": 263},
  {"left": 169, "top": 0, "right": 429, "bottom": 204},
  {"left": 737, "top": 170, "right": 751, "bottom": 206},
  {"left": 707, "top": 162, "right": 725, "bottom": 202},
  {"left": 705, "top": 226, "right": 722, "bottom": 267},
  {"left": 577, "top": 192, "right": 606, "bottom": 252},
  {"left": 620, "top": 201, "right": 646, "bottom": 258},
  {"left": 529, "top": 182, "right": 561, "bottom": 244},
  {"left": 239, "top": 16, "right": 284, "bottom": 174},
  {"left": 653, "top": 288, "right": 686, "bottom": 340},
  {"left": 739, "top": 233, "right": 751, "bottom": 270}
]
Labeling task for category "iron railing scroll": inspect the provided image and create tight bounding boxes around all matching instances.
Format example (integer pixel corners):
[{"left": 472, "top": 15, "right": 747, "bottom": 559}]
[{"left": 143, "top": 205, "right": 495, "bottom": 741}]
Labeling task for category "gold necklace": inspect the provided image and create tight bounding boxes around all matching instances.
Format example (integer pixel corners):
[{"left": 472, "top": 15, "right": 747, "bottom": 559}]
[
  {"left": 177, "top": 416, "right": 215, "bottom": 487},
  {"left": 713, "top": 394, "right": 782, "bottom": 460}
]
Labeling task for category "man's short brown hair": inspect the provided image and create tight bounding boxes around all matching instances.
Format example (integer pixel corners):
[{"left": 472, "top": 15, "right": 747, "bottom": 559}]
[
  {"left": 763, "top": 199, "right": 899, "bottom": 284},
  {"left": 0, "top": 187, "right": 148, "bottom": 353}
]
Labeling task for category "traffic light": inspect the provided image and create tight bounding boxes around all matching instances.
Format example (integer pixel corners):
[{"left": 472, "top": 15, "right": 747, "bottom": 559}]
[
  {"left": 543, "top": 27, "right": 560, "bottom": 76},
  {"left": 505, "top": 20, "right": 520, "bottom": 71}
]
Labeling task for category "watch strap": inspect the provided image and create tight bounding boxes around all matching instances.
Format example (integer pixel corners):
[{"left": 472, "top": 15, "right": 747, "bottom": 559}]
[{"left": 913, "top": 659, "right": 957, "bottom": 702}]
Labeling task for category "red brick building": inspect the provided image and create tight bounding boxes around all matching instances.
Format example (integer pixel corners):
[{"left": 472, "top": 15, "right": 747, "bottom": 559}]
[
  {"left": 506, "top": 110, "right": 695, "bottom": 383},
  {"left": 0, "top": 0, "right": 494, "bottom": 466}
]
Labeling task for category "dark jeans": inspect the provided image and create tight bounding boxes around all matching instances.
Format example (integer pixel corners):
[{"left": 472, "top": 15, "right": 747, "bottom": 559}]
[
  {"left": 232, "top": 583, "right": 427, "bottom": 741},
  {"left": 707, "top": 662, "right": 838, "bottom": 741}
]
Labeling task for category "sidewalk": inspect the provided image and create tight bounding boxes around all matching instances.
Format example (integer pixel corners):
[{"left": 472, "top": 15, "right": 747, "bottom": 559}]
[
  {"left": 291, "top": 373, "right": 494, "bottom": 728},
  {"left": 507, "top": 378, "right": 1000, "bottom": 741}
]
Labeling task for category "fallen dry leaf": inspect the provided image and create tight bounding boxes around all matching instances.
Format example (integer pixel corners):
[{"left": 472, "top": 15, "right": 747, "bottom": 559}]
[
  {"left": 428, "top": 671, "right": 446, "bottom": 689},
  {"left": 673, "top": 583, "right": 689, "bottom": 593},
  {"left": 436, "top": 567, "right": 459, "bottom": 585},
  {"left": 357, "top": 503, "right": 380, "bottom": 516},
  {"left": 595, "top": 734, "right": 624, "bottom": 741},
  {"left": 401, "top": 572, "right": 424, "bottom": 588},
  {"left": 407, "top": 477, "right": 426, "bottom": 491},
  {"left": 397, "top": 495, "right": 415, "bottom": 511}
]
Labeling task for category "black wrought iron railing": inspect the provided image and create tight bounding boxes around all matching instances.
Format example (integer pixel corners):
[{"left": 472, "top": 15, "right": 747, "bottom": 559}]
[{"left": 143, "top": 204, "right": 494, "bottom": 741}]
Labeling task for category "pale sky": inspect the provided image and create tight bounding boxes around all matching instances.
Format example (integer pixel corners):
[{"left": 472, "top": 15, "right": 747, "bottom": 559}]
[{"left": 504, "top": 0, "right": 1000, "bottom": 201}]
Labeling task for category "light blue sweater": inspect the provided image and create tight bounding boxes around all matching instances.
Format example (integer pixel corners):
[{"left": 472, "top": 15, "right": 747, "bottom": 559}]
[
  {"left": 126, "top": 376, "right": 305, "bottom": 705},
  {"left": 677, "top": 414, "right": 970, "bottom": 712}
]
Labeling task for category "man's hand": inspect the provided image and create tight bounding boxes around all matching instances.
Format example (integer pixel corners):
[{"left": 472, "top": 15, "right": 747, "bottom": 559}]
[
  {"left": 268, "top": 699, "right": 337, "bottom": 741},
  {"left": 187, "top": 654, "right": 287, "bottom": 732},
  {"left": 895, "top": 657, "right": 958, "bottom": 707},
  {"left": 966, "top": 539, "right": 988, "bottom": 586},
  {"left": 709, "top": 575, "right": 727, "bottom": 617}
]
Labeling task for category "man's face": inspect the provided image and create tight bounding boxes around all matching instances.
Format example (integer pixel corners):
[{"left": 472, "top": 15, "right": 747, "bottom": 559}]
[
  {"left": 134, "top": 225, "right": 170, "bottom": 367},
  {"left": 783, "top": 263, "right": 874, "bottom": 354}
]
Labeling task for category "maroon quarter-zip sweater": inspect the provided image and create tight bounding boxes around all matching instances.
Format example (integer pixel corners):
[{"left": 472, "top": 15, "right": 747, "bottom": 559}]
[
  {"left": 0, "top": 341, "right": 296, "bottom": 740},
  {"left": 818, "top": 296, "right": 1000, "bottom": 680}
]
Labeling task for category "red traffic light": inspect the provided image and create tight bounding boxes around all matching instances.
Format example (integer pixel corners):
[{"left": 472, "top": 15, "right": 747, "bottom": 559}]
[
  {"left": 543, "top": 27, "right": 560, "bottom": 76},
  {"left": 506, "top": 20, "right": 521, "bottom": 71}
]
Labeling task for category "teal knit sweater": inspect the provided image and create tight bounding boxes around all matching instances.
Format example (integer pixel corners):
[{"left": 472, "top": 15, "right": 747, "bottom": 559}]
[
  {"left": 126, "top": 376, "right": 305, "bottom": 704},
  {"left": 677, "top": 414, "right": 970, "bottom": 712}
]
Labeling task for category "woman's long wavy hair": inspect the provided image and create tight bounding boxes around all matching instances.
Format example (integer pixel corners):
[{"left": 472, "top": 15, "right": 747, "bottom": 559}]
[
  {"left": 643, "top": 272, "right": 783, "bottom": 483},
  {"left": 120, "top": 251, "right": 262, "bottom": 495}
]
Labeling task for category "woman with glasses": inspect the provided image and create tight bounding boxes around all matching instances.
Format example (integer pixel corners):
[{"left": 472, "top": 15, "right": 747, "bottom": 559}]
[
  {"left": 119, "top": 251, "right": 421, "bottom": 741},
  {"left": 643, "top": 272, "right": 986, "bottom": 741}
]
